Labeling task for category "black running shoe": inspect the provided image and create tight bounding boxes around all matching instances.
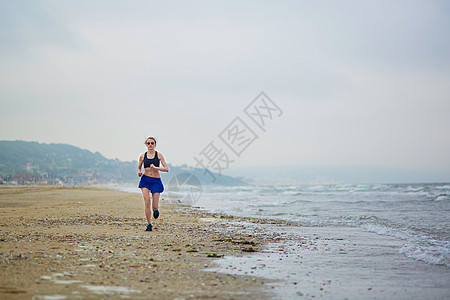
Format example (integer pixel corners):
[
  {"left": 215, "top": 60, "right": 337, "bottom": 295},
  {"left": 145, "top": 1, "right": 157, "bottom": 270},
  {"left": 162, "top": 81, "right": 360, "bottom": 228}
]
[
  {"left": 153, "top": 210, "right": 159, "bottom": 219},
  {"left": 146, "top": 224, "right": 152, "bottom": 231}
]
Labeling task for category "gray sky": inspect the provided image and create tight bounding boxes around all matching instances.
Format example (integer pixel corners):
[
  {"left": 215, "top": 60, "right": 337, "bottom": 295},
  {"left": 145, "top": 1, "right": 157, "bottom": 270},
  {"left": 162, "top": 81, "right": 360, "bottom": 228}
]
[{"left": 1, "top": 0, "right": 449, "bottom": 173}]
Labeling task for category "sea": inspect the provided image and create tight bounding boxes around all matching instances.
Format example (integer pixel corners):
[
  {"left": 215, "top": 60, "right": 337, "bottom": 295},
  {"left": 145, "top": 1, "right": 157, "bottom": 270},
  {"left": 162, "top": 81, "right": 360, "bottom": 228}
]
[
  {"left": 123, "top": 182, "right": 450, "bottom": 267},
  {"left": 167, "top": 182, "right": 450, "bottom": 268}
]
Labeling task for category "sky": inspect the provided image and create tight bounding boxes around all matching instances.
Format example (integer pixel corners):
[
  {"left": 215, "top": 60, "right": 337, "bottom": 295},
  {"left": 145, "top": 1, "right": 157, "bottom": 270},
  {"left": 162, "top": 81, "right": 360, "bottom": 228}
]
[{"left": 1, "top": 0, "right": 450, "bottom": 177}]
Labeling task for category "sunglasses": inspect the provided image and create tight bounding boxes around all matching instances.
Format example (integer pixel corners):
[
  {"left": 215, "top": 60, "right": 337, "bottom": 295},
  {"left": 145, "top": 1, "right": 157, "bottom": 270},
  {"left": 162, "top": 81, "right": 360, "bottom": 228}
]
[{"left": 146, "top": 142, "right": 155, "bottom": 145}]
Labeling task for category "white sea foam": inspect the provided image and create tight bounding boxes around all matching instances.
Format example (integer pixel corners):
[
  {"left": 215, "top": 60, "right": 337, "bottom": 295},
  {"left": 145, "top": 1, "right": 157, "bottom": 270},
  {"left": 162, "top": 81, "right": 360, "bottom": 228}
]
[
  {"left": 53, "top": 280, "right": 83, "bottom": 284},
  {"left": 32, "top": 296, "right": 67, "bottom": 300},
  {"left": 399, "top": 240, "right": 450, "bottom": 266},
  {"left": 434, "top": 194, "right": 449, "bottom": 201},
  {"left": 82, "top": 285, "right": 141, "bottom": 295}
]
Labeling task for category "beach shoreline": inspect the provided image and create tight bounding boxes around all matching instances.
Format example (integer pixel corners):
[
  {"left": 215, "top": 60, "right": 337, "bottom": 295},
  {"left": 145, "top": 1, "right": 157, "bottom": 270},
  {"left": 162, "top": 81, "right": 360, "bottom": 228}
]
[
  {"left": 0, "top": 186, "right": 277, "bottom": 299},
  {"left": 1, "top": 186, "right": 449, "bottom": 299},
  {"left": 207, "top": 223, "right": 450, "bottom": 299}
]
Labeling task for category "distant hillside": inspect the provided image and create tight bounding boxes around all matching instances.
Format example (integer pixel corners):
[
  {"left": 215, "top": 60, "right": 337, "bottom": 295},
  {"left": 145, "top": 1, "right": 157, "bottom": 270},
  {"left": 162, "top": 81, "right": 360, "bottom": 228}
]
[{"left": 0, "top": 140, "right": 246, "bottom": 186}]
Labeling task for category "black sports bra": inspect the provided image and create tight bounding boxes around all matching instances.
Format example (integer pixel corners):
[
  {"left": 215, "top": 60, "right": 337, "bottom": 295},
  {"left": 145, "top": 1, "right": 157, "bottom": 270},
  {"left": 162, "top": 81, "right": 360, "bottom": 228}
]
[{"left": 143, "top": 151, "right": 160, "bottom": 168}]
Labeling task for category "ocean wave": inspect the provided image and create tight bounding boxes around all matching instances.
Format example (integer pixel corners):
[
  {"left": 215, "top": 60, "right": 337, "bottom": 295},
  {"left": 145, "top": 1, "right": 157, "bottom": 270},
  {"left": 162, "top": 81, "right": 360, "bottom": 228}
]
[
  {"left": 359, "top": 222, "right": 450, "bottom": 267},
  {"left": 436, "top": 185, "right": 450, "bottom": 190},
  {"left": 281, "top": 191, "right": 303, "bottom": 196},
  {"left": 433, "top": 194, "right": 449, "bottom": 201},
  {"left": 399, "top": 240, "right": 450, "bottom": 267}
]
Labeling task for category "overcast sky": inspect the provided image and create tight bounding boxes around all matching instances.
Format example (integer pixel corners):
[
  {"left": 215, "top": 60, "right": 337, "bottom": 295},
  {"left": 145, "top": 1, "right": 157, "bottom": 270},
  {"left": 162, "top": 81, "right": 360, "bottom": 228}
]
[{"left": 1, "top": 0, "right": 449, "bottom": 173}]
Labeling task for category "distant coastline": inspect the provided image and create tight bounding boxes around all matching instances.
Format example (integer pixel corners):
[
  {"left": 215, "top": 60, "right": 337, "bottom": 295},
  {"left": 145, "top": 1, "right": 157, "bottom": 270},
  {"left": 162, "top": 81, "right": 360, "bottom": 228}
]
[
  {"left": 0, "top": 140, "right": 246, "bottom": 186},
  {"left": 2, "top": 140, "right": 449, "bottom": 186}
]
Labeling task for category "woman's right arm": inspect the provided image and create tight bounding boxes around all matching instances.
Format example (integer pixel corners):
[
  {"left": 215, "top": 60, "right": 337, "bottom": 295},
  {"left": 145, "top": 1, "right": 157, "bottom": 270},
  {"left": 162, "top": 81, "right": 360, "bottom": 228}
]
[{"left": 137, "top": 153, "right": 144, "bottom": 177}]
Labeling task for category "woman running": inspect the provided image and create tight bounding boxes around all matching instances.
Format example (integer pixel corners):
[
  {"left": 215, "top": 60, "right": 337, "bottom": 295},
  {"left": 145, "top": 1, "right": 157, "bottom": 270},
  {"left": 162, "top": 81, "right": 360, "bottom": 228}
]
[{"left": 137, "top": 137, "right": 169, "bottom": 231}]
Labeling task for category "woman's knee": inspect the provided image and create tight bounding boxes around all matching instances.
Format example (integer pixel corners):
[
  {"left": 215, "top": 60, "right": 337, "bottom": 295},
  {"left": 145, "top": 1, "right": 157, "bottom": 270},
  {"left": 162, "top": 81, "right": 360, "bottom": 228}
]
[{"left": 143, "top": 196, "right": 151, "bottom": 205}]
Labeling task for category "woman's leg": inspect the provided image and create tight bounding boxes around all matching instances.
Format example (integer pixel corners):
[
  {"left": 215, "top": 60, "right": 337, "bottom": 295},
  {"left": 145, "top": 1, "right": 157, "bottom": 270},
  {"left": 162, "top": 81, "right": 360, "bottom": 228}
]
[
  {"left": 141, "top": 188, "right": 152, "bottom": 224},
  {"left": 152, "top": 193, "right": 160, "bottom": 211}
]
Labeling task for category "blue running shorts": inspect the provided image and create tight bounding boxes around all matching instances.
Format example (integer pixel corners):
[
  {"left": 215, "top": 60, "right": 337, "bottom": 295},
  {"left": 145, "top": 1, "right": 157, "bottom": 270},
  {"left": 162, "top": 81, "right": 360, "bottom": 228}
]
[{"left": 138, "top": 175, "right": 164, "bottom": 193}]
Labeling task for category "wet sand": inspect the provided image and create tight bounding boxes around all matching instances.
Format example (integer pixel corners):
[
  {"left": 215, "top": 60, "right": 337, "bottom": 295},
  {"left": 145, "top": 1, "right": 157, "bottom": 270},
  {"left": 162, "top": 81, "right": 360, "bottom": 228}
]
[
  {"left": 0, "top": 186, "right": 280, "bottom": 299},
  {"left": 208, "top": 224, "right": 450, "bottom": 299}
]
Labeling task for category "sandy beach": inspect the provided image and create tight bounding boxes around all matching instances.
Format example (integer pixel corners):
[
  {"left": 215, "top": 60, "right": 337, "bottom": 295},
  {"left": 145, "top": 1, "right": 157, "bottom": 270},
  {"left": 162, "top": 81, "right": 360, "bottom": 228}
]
[
  {"left": 0, "top": 186, "right": 282, "bottom": 299},
  {"left": 1, "top": 186, "right": 449, "bottom": 300}
]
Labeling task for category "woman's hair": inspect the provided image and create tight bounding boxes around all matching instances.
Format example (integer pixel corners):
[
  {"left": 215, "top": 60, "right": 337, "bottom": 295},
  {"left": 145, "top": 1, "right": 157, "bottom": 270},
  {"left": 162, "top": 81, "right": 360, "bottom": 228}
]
[{"left": 144, "top": 136, "right": 157, "bottom": 145}]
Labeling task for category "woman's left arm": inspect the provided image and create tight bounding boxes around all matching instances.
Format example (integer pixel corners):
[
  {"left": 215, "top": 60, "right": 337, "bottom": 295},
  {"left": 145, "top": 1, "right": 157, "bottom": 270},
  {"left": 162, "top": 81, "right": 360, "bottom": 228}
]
[{"left": 157, "top": 153, "right": 169, "bottom": 172}]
